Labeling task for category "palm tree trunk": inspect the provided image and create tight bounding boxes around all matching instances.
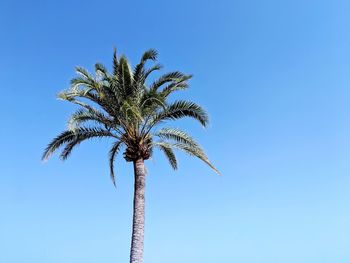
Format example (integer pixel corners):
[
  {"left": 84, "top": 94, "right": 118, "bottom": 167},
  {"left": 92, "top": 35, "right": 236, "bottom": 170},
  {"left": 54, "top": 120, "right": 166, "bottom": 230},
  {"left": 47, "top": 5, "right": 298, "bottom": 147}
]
[{"left": 130, "top": 158, "right": 146, "bottom": 263}]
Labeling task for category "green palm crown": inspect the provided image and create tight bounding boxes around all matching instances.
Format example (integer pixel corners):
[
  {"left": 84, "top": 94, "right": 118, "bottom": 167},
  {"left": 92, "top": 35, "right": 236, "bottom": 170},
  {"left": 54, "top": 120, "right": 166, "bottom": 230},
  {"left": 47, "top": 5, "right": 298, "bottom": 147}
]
[{"left": 42, "top": 48, "right": 219, "bottom": 185}]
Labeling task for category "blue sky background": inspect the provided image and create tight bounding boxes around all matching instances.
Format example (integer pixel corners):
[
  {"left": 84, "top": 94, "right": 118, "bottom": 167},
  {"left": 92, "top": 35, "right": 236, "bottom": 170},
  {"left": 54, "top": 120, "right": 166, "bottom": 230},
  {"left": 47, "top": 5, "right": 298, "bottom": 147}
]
[{"left": 1, "top": 0, "right": 350, "bottom": 262}]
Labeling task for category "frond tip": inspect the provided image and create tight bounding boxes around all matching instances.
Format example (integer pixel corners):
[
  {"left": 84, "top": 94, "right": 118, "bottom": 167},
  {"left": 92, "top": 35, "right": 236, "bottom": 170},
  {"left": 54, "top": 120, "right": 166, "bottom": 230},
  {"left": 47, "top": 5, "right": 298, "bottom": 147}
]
[
  {"left": 173, "top": 143, "right": 220, "bottom": 175},
  {"left": 150, "top": 100, "right": 209, "bottom": 128},
  {"left": 155, "top": 143, "right": 178, "bottom": 170},
  {"left": 42, "top": 128, "right": 115, "bottom": 161},
  {"left": 141, "top": 49, "right": 158, "bottom": 62},
  {"left": 156, "top": 128, "right": 200, "bottom": 148},
  {"left": 42, "top": 130, "right": 76, "bottom": 161},
  {"left": 152, "top": 141, "right": 220, "bottom": 175},
  {"left": 109, "top": 141, "right": 122, "bottom": 187}
]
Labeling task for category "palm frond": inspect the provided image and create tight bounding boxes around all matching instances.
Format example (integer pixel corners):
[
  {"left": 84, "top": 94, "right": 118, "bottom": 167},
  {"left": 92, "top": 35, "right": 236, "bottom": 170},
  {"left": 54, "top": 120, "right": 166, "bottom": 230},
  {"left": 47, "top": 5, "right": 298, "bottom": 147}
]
[
  {"left": 149, "top": 100, "right": 209, "bottom": 128},
  {"left": 113, "top": 48, "right": 119, "bottom": 76},
  {"left": 141, "top": 49, "right": 158, "bottom": 62},
  {"left": 144, "top": 64, "right": 162, "bottom": 80},
  {"left": 159, "top": 78, "right": 190, "bottom": 97},
  {"left": 109, "top": 141, "right": 122, "bottom": 186},
  {"left": 153, "top": 142, "right": 177, "bottom": 169},
  {"left": 174, "top": 142, "right": 219, "bottom": 174},
  {"left": 68, "top": 108, "right": 114, "bottom": 130},
  {"left": 153, "top": 141, "right": 219, "bottom": 174},
  {"left": 150, "top": 71, "right": 186, "bottom": 92},
  {"left": 118, "top": 56, "right": 134, "bottom": 97},
  {"left": 69, "top": 76, "right": 95, "bottom": 90},
  {"left": 155, "top": 128, "right": 200, "bottom": 148},
  {"left": 139, "top": 90, "right": 167, "bottom": 117},
  {"left": 42, "top": 128, "right": 115, "bottom": 161},
  {"left": 95, "top": 63, "right": 108, "bottom": 78},
  {"left": 42, "top": 130, "right": 77, "bottom": 160},
  {"left": 133, "top": 50, "right": 158, "bottom": 85},
  {"left": 58, "top": 94, "right": 98, "bottom": 112},
  {"left": 75, "top": 66, "right": 94, "bottom": 80},
  {"left": 58, "top": 88, "right": 118, "bottom": 118}
]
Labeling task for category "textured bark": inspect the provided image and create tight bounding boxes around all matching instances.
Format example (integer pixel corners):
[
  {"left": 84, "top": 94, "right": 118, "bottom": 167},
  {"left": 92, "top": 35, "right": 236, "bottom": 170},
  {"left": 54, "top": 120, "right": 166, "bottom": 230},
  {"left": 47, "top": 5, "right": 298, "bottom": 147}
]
[{"left": 130, "top": 158, "right": 146, "bottom": 263}]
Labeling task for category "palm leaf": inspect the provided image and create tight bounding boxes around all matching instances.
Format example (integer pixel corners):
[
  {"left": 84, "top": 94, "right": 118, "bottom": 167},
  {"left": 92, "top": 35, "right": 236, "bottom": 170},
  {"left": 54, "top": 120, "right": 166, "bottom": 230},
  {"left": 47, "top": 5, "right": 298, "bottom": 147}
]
[
  {"left": 68, "top": 108, "right": 114, "bottom": 130},
  {"left": 155, "top": 128, "right": 200, "bottom": 148},
  {"left": 42, "top": 130, "right": 77, "bottom": 160},
  {"left": 154, "top": 142, "right": 177, "bottom": 169},
  {"left": 144, "top": 64, "right": 162, "bottom": 80},
  {"left": 109, "top": 141, "right": 122, "bottom": 186},
  {"left": 149, "top": 100, "right": 209, "bottom": 127},
  {"left": 43, "top": 127, "right": 115, "bottom": 161},
  {"left": 153, "top": 141, "right": 219, "bottom": 174},
  {"left": 150, "top": 71, "right": 186, "bottom": 92},
  {"left": 113, "top": 47, "right": 119, "bottom": 76}
]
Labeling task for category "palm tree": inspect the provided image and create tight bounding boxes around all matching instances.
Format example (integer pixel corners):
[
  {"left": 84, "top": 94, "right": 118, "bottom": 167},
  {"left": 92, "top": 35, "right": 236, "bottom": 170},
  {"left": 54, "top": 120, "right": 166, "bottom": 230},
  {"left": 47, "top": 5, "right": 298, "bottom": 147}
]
[{"left": 42, "top": 48, "right": 219, "bottom": 263}]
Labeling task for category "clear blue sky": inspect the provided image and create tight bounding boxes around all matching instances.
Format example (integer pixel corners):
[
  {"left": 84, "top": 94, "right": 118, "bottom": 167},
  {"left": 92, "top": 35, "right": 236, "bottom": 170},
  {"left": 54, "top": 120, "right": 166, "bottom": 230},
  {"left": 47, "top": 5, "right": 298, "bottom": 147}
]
[{"left": 1, "top": 0, "right": 349, "bottom": 262}]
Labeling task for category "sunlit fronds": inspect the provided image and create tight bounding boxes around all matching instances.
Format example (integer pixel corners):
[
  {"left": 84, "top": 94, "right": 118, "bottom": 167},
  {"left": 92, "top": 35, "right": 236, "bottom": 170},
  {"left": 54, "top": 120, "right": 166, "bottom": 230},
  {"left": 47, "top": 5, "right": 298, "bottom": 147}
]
[
  {"left": 120, "top": 100, "right": 144, "bottom": 123},
  {"left": 69, "top": 76, "right": 95, "bottom": 91},
  {"left": 75, "top": 66, "right": 94, "bottom": 80},
  {"left": 58, "top": 88, "right": 118, "bottom": 117},
  {"left": 118, "top": 56, "right": 134, "bottom": 97},
  {"left": 156, "top": 128, "right": 200, "bottom": 148},
  {"left": 57, "top": 94, "right": 97, "bottom": 112},
  {"left": 68, "top": 108, "right": 114, "bottom": 130},
  {"left": 172, "top": 142, "right": 219, "bottom": 174},
  {"left": 95, "top": 63, "right": 108, "bottom": 78}
]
